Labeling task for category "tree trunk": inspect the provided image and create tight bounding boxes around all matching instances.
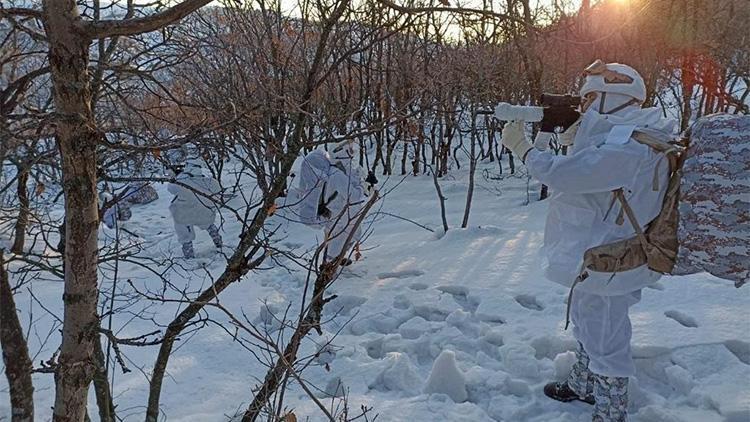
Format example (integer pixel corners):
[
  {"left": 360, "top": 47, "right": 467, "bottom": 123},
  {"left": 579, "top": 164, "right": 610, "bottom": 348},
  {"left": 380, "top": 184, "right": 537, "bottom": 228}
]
[
  {"left": 42, "top": 2, "right": 102, "bottom": 420},
  {"left": 372, "top": 129, "right": 383, "bottom": 175},
  {"left": 0, "top": 251, "right": 35, "bottom": 422},
  {"left": 413, "top": 138, "right": 422, "bottom": 176},
  {"left": 507, "top": 147, "right": 515, "bottom": 174},
  {"left": 680, "top": 57, "right": 694, "bottom": 132},
  {"left": 432, "top": 166, "right": 449, "bottom": 233},
  {"left": 384, "top": 137, "right": 394, "bottom": 176},
  {"left": 486, "top": 116, "right": 495, "bottom": 162},
  {"left": 461, "top": 113, "right": 477, "bottom": 228},
  {"left": 11, "top": 167, "right": 29, "bottom": 254},
  {"left": 400, "top": 139, "right": 408, "bottom": 175},
  {"left": 0, "top": 144, "right": 8, "bottom": 205},
  {"left": 92, "top": 336, "right": 115, "bottom": 422}
]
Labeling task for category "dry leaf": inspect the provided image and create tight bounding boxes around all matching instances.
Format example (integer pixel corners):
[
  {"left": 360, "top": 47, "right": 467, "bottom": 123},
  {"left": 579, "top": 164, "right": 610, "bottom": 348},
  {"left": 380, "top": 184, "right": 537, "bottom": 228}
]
[
  {"left": 438, "top": 0, "right": 450, "bottom": 5},
  {"left": 151, "top": 149, "right": 162, "bottom": 158},
  {"left": 267, "top": 203, "right": 277, "bottom": 216},
  {"left": 35, "top": 183, "right": 46, "bottom": 196},
  {"left": 283, "top": 413, "right": 297, "bottom": 422}
]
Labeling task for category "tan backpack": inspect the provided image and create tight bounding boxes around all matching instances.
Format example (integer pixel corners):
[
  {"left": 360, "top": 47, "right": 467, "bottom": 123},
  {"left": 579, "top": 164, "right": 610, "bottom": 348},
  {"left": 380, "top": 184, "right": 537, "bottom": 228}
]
[
  {"left": 583, "top": 114, "right": 750, "bottom": 289},
  {"left": 582, "top": 131, "right": 687, "bottom": 275}
]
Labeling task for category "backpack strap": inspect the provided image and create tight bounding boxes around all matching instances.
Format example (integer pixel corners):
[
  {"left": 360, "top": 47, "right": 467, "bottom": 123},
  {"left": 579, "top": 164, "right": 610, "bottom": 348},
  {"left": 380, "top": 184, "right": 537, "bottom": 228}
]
[
  {"left": 632, "top": 131, "right": 683, "bottom": 192},
  {"left": 631, "top": 131, "right": 680, "bottom": 154},
  {"left": 613, "top": 188, "right": 652, "bottom": 254}
]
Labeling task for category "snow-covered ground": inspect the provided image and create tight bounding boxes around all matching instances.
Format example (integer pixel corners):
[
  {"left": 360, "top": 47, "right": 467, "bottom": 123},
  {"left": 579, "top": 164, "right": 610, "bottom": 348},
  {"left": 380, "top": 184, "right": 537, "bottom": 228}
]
[{"left": 1, "top": 157, "right": 748, "bottom": 421}]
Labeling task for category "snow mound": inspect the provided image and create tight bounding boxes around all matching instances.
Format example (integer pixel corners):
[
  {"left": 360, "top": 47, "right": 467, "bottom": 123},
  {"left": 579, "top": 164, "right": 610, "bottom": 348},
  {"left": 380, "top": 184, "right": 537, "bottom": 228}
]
[
  {"left": 398, "top": 316, "right": 434, "bottom": 339},
  {"left": 671, "top": 344, "right": 750, "bottom": 419},
  {"left": 664, "top": 364, "right": 694, "bottom": 395},
  {"left": 498, "top": 342, "right": 540, "bottom": 379},
  {"left": 634, "top": 406, "right": 684, "bottom": 422},
  {"left": 424, "top": 350, "right": 468, "bottom": 402},
  {"left": 370, "top": 352, "right": 422, "bottom": 395},
  {"left": 320, "top": 376, "right": 346, "bottom": 398},
  {"left": 503, "top": 377, "right": 531, "bottom": 397},
  {"left": 257, "top": 292, "right": 287, "bottom": 330}
]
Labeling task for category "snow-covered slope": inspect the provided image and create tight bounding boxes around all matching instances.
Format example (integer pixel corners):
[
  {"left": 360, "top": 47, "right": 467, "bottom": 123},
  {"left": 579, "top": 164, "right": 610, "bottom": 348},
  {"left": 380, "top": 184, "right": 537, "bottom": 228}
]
[{"left": 1, "top": 159, "right": 748, "bottom": 421}]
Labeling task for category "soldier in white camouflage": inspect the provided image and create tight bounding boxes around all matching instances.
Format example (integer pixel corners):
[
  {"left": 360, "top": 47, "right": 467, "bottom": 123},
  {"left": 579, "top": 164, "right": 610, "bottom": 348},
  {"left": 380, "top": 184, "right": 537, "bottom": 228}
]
[{"left": 501, "top": 60, "right": 678, "bottom": 421}]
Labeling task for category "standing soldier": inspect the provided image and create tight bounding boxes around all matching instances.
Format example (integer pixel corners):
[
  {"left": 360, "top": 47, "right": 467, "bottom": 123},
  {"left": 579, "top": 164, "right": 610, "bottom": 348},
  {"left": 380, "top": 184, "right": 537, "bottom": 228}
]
[
  {"left": 501, "top": 61, "right": 676, "bottom": 422},
  {"left": 168, "top": 159, "right": 223, "bottom": 259}
]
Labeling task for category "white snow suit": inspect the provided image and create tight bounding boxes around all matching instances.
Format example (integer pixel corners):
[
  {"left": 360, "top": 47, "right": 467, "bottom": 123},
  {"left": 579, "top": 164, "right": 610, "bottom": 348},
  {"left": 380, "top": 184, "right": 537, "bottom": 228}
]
[
  {"left": 526, "top": 106, "right": 675, "bottom": 378},
  {"left": 168, "top": 169, "right": 222, "bottom": 244},
  {"left": 298, "top": 150, "right": 366, "bottom": 261}
]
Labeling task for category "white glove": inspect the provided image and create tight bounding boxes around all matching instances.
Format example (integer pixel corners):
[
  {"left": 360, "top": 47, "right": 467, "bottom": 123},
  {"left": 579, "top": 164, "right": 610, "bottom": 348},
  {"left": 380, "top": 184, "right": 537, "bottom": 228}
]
[{"left": 501, "top": 121, "right": 533, "bottom": 161}]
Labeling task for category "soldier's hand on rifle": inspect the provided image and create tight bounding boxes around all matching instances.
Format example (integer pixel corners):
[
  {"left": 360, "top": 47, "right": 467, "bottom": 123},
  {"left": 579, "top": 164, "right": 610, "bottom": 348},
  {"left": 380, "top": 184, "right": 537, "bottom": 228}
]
[
  {"left": 557, "top": 120, "right": 580, "bottom": 146},
  {"left": 501, "top": 121, "right": 533, "bottom": 162}
]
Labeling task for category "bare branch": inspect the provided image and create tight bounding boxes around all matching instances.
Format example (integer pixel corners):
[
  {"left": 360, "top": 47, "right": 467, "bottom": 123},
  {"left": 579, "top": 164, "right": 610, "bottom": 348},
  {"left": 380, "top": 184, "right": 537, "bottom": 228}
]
[
  {"left": 0, "top": 6, "right": 42, "bottom": 19},
  {"left": 375, "top": 0, "right": 521, "bottom": 25},
  {"left": 85, "top": 0, "right": 213, "bottom": 39}
]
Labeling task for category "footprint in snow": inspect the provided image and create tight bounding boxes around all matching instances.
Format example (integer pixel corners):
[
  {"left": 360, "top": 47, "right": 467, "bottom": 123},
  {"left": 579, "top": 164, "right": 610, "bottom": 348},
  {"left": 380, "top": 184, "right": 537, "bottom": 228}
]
[
  {"left": 409, "top": 282, "right": 428, "bottom": 290},
  {"left": 664, "top": 310, "right": 698, "bottom": 328},
  {"left": 515, "top": 294, "right": 544, "bottom": 311},
  {"left": 437, "top": 285, "right": 469, "bottom": 296},
  {"left": 393, "top": 294, "right": 411, "bottom": 310},
  {"left": 364, "top": 337, "right": 385, "bottom": 359},
  {"left": 326, "top": 295, "right": 367, "bottom": 317},
  {"left": 377, "top": 269, "right": 425, "bottom": 280},
  {"left": 437, "top": 285, "right": 478, "bottom": 313},
  {"left": 724, "top": 340, "right": 750, "bottom": 365}
]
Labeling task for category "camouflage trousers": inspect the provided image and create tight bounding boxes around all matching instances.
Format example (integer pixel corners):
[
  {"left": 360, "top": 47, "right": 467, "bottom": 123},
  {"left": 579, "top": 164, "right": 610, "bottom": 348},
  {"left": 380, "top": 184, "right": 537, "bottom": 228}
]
[{"left": 567, "top": 343, "right": 629, "bottom": 422}]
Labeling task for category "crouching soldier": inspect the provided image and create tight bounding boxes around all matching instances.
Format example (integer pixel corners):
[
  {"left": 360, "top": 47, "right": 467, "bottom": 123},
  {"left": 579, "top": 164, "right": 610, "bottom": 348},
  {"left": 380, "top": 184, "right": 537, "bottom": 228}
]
[
  {"left": 298, "top": 141, "right": 367, "bottom": 266},
  {"left": 168, "top": 159, "right": 223, "bottom": 258}
]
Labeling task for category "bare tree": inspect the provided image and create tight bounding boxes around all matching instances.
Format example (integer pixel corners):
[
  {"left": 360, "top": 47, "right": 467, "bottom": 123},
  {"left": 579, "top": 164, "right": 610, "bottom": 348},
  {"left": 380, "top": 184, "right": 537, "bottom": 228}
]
[{"left": 0, "top": 250, "right": 34, "bottom": 422}]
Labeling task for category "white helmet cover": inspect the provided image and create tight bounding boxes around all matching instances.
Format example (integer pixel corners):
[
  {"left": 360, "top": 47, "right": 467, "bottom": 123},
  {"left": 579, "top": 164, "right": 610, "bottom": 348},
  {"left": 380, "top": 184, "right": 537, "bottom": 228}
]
[
  {"left": 300, "top": 150, "right": 331, "bottom": 191},
  {"left": 580, "top": 60, "right": 647, "bottom": 103}
]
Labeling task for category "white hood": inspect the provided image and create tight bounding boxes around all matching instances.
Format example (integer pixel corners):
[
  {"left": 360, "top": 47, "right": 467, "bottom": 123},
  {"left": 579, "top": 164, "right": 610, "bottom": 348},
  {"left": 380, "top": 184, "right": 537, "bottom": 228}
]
[{"left": 300, "top": 150, "right": 332, "bottom": 191}]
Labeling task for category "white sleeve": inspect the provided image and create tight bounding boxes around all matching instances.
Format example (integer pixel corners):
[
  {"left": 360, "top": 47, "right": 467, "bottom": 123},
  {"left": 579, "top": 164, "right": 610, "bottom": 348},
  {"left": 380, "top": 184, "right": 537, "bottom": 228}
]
[{"left": 524, "top": 143, "right": 643, "bottom": 194}]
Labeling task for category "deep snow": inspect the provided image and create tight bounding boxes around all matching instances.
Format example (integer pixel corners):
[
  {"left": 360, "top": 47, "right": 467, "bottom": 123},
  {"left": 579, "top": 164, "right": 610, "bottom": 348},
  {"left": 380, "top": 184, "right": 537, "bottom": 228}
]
[{"left": 1, "top": 157, "right": 748, "bottom": 422}]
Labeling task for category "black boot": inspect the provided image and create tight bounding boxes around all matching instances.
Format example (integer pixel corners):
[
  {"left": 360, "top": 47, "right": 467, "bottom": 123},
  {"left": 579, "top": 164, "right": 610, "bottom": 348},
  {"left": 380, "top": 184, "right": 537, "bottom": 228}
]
[{"left": 544, "top": 381, "right": 595, "bottom": 405}]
